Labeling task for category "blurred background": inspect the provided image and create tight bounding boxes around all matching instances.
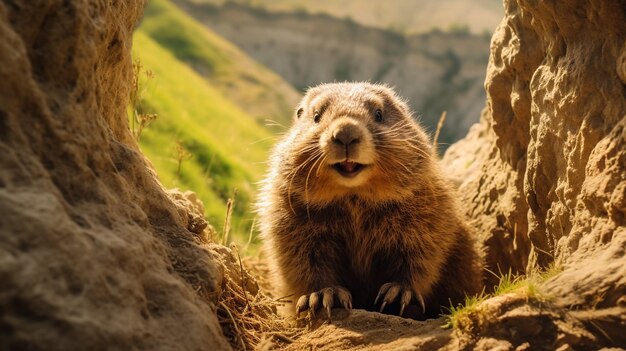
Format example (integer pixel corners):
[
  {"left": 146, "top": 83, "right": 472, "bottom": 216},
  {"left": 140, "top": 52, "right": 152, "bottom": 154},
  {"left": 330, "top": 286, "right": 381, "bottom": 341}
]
[{"left": 130, "top": 0, "right": 503, "bottom": 249}]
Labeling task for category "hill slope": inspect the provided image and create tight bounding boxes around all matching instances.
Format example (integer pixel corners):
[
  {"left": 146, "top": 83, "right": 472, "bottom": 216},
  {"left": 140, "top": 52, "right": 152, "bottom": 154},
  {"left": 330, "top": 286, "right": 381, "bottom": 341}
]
[
  {"left": 140, "top": 0, "right": 300, "bottom": 126},
  {"left": 133, "top": 25, "right": 279, "bottom": 245},
  {"left": 172, "top": 0, "right": 491, "bottom": 145}
]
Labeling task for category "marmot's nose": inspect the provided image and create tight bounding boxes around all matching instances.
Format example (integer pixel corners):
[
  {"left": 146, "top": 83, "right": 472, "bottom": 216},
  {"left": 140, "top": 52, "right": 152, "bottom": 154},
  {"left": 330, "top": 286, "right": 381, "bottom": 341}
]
[{"left": 332, "top": 124, "right": 361, "bottom": 146}]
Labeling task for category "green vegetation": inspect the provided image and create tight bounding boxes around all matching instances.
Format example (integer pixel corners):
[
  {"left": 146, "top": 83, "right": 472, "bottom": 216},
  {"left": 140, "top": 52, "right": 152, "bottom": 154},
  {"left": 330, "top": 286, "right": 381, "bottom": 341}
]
[
  {"left": 130, "top": 0, "right": 305, "bottom": 247},
  {"left": 444, "top": 290, "right": 488, "bottom": 330},
  {"left": 139, "top": 0, "right": 299, "bottom": 126},
  {"left": 444, "top": 265, "right": 562, "bottom": 331},
  {"left": 131, "top": 30, "right": 274, "bottom": 247}
]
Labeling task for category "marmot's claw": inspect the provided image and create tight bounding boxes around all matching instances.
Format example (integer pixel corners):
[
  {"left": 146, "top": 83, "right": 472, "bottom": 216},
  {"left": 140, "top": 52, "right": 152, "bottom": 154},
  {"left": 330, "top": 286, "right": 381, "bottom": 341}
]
[
  {"left": 399, "top": 289, "right": 412, "bottom": 316},
  {"left": 374, "top": 282, "right": 393, "bottom": 305},
  {"left": 374, "top": 282, "right": 425, "bottom": 316},
  {"left": 295, "top": 294, "right": 309, "bottom": 316},
  {"left": 321, "top": 288, "right": 334, "bottom": 320},
  {"left": 295, "top": 286, "right": 352, "bottom": 321},
  {"left": 308, "top": 292, "right": 320, "bottom": 318},
  {"left": 416, "top": 292, "right": 426, "bottom": 314}
]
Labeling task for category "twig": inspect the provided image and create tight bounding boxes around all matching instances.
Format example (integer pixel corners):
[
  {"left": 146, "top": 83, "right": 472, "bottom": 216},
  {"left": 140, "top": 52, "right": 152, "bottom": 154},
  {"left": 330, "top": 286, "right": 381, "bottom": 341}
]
[
  {"left": 222, "top": 188, "right": 237, "bottom": 245},
  {"left": 174, "top": 140, "right": 192, "bottom": 179},
  {"left": 271, "top": 333, "right": 295, "bottom": 344},
  {"left": 236, "top": 249, "right": 251, "bottom": 314},
  {"left": 432, "top": 110, "right": 447, "bottom": 148},
  {"left": 219, "top": 301, "right": 247, "bottom": 351},
  {"left": 243, "top": 217, "right": 256, "bottom": 253}
]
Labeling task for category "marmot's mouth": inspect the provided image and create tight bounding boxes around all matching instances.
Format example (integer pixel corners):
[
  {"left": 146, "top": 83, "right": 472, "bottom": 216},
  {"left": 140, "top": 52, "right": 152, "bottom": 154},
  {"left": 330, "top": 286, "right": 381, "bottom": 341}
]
[{"left": 332, "top": 161, "right": 365, "bottom": 178}]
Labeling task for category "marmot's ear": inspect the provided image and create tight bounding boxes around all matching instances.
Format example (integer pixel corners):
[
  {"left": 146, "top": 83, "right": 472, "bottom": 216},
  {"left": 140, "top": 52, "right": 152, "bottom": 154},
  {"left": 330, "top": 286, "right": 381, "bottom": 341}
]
[
  {"left": 382, "top": 93, "right": 411, "bottom": 119},
  {"left": 295, "top": 107, "right": 304, "bottom": 120}
]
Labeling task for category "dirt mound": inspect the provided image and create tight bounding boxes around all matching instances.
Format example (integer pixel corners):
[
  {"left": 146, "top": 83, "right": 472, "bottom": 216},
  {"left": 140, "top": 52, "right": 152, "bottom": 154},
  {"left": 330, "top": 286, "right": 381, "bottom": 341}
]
[{"left": 0, "top": 1, "right": 231, "bottom": 349}]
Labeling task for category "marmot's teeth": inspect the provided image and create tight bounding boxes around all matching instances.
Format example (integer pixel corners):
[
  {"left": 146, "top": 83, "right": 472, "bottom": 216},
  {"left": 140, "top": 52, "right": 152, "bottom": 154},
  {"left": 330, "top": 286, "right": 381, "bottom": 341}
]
[{"left": 335, "top": 161, "right": 362, "bottom": 175}]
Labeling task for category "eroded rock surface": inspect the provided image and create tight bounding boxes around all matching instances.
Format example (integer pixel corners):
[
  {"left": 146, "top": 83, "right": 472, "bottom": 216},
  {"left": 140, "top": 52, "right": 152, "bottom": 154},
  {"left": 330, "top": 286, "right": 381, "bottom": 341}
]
[
  {"left": 0, "top": 1, "right": 230, "bottom": 350},
  {"left": 443, "top": 0, "right": 626, "bottom": 345}
]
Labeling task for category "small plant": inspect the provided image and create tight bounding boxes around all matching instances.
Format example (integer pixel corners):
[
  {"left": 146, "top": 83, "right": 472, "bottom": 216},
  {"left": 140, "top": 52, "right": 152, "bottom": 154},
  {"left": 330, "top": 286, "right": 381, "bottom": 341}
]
[
  {"left": 534, "top": 262, "right": 563, "bottom": 282},
  {"left": 129, "top": 59, "right": 157, "bottom": 140},
  {"left": 443, "top": 289, "right": 488, "bottom": 330},
  {"left": 443, "top": 265, "right": 562, "bottom": 331},
  {"left": 492, "top": 269, "right": 525, "bottom": 296},
  {"left": 173, "top": 139, "right": 192, "bottom": 179}
]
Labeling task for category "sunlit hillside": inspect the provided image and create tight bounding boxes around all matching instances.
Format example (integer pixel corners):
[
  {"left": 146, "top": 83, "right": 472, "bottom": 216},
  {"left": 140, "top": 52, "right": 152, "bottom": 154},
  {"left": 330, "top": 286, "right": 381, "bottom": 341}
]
[
  {"left": 140, "top": 0, "right": 300, "bottom": 126},
  {"left": 193, "top": 0, "right": 503, "bottom": 35},
  {"left": 132, "top": 0, "right": 300, "bottom": 246}
]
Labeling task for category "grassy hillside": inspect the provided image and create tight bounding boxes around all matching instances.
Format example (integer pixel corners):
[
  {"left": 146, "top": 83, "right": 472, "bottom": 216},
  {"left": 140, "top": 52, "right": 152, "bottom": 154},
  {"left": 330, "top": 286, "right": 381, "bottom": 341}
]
[
  {"left": 130, "top": 0, "right": 306, "bottom": 247},
  {"left": 132, "top": 31, "right": 274, "bottom": 247},
  {"left": 140, "top": 0, "right": 300, "bottom": 126}
]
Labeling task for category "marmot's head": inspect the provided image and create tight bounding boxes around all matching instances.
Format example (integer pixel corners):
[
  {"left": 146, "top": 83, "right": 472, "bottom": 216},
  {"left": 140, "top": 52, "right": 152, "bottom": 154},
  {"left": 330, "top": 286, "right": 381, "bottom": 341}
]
[{"left": 274, "top": 82, "right": 435, "bottom": 205}]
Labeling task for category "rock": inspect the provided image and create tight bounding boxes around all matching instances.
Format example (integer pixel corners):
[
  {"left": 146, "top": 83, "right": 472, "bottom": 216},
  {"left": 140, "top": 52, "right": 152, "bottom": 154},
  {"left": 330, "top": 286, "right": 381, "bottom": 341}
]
[
  {"left": 443, "top": 0, "right": 626, "bottom": 290},
  {"left": 0, "top": 1, "right": 230, "bottom": 350},
  {"left": 442, "top": 0, "right": 626, "bottom": 345},
  {"left": 474, "top": 338, "right": 514, "bottom": 351}
]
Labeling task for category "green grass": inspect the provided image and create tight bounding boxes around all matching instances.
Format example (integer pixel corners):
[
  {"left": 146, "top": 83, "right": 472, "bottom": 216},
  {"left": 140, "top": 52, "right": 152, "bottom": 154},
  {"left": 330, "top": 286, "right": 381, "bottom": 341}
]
[
  {"left": 491, "top": 270, "right": 525, "bottom": 296},
  {"left": 132, "top": 31, "right": 274, "bottom": 246},
  {"left": 443, "top": 265, "right": 562, "bottom": 330},
  {"left": 130, "top": 0, "right": 305, "bottom": 247},
  {"left": 444, "top": 290, "right": 488, "bottom": 330},
  {"left": 139, "top": 0, "right": 300, "bottom": 126}
]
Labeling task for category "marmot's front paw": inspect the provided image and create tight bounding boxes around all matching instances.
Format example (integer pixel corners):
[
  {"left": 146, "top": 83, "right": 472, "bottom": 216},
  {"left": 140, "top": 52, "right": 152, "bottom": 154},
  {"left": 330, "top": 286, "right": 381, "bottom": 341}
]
[
  {"left": 295, "top": 286, "right": 352, "bottom": 320},
  {"left": 374, "top": 282, "right": 425, "bottom": 316}
]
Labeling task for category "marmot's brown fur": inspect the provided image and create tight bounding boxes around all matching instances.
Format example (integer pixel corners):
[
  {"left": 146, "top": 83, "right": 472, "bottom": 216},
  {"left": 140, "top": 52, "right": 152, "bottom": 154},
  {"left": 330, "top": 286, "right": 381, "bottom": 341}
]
[{"left": 257, "top": 82, "right": 483, "bottom": 319}]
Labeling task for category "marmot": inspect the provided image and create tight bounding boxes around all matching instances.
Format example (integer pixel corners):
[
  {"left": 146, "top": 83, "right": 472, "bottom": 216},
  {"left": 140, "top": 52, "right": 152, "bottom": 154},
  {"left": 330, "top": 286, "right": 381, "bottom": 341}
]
[{"left": 257, "top": 82, "right": 483, "bottom": 319}]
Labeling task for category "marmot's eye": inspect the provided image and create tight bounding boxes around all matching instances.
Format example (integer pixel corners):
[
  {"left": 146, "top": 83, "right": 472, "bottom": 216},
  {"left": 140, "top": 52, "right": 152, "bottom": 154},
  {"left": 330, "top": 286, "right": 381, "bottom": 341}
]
[
  {"left": 375, "top": 109, "right": 383, "bottom": 122},
  {"left": 314, "top": 111, "right": 321, "bottom": 123},
  {"left": 296, "top": 108, "right": 304, "bottom": 118}
]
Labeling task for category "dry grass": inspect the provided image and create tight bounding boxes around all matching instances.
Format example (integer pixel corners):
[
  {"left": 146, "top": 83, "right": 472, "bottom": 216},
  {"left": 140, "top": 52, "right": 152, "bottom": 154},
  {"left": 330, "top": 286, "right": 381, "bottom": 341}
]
[
  {"left": 210, "top": 200, "right": 301, "bottom": 350},
  {"left": 432, "top": 110, "right": 447, "bottom": 149},
  {"left": 214, "top": 249, "right": 302, "bottom": 350},
  {"left": 173, "top": 139, "right": 192, "bottom": 179},
  {"left": 129, "top": 59, "right": 158, "bottom": 140},
  {"left": 221, "top": 189, "right": 237, "bottom": 245}
]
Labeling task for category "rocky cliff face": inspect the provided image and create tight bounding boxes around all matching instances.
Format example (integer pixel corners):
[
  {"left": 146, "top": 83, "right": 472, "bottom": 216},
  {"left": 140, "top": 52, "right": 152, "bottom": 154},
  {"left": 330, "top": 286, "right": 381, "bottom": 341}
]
[
  {"left": 172, "top": 0, "right": 491, "bottom": 145},
  {"left": 442, "top": 0, "right": 626, "bottom": 344},
  {"left": 0, "top": 1, "right": 232, "bottom": 349}
]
